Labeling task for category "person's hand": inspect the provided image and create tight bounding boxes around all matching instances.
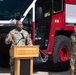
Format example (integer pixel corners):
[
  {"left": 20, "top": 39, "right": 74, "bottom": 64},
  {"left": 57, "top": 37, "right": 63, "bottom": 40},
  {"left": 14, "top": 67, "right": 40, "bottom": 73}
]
[{"left": 8, "top": 38, "right": 14, "bottom": 44}]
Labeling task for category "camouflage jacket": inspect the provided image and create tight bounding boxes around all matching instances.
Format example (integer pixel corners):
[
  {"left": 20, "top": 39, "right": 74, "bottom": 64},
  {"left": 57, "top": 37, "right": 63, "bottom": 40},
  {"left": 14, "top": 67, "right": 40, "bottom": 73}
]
[
  {"left": 5, "top": 29, "right": 32, "bottom": 47},
  {"left": 70, "top": 33, "right": 76, "bottom": 55}
]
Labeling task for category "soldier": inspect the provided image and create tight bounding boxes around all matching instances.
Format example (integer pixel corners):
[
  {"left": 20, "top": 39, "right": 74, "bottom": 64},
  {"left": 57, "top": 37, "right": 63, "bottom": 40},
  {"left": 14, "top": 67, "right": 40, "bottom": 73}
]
[
  {"left": 70, "top": 24, "right": 76, "bottom": 75},
  {"left": 5, "top": 20, "right": 32, "bottom": 75}
]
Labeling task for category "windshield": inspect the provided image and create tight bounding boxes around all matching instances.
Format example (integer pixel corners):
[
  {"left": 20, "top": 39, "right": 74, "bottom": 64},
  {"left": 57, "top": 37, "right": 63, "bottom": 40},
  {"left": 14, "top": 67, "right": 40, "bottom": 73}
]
[{"left": 0, "top": 0, "right": 33, "bottom": 20}]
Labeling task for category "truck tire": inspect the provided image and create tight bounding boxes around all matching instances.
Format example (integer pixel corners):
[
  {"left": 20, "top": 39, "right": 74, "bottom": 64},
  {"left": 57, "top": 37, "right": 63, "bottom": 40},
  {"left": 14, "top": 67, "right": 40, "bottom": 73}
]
[
  {"left": 53, "top": 35, "right": 71, "bottom": 63},
  {"left": 48, "top": 35, "right": 71, "bottom": 71}
]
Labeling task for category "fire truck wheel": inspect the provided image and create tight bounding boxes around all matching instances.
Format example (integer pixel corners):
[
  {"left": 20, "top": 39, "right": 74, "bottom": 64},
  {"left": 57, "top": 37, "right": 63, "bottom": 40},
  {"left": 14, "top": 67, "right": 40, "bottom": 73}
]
[
  {"left": 52, "top": 35, "right": 71, "bottom": 63},
  {"left": 47, "top": 35, "right": 71, "bottom": 71}
]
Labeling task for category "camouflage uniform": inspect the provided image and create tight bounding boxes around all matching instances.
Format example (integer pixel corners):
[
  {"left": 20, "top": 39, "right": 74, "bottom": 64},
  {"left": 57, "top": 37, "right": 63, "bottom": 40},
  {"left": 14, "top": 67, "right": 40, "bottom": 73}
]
[
  {"left": 70, "top": 33, "right": 76, "bottom": 75},
  {"left": 5, "top": 29, "right": 32, "bottom": 46},
  {"left": 5, "top": 28, "right": 32, "bottom": 75}
]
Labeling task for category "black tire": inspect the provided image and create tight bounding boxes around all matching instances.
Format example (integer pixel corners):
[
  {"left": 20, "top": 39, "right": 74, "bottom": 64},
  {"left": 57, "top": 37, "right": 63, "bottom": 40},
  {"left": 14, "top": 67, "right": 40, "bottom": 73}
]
[
  {"left": 47, "top": 35, "right": 71, "bottom": 71},
  {"left": 53, "top": 35, "right": 71, "bottom": 63}
]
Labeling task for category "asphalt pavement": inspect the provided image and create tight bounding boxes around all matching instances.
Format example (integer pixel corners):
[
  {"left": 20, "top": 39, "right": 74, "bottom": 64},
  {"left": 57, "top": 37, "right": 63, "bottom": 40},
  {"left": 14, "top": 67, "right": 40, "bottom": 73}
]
[
  {"left": 34, "top": 71, "right": 70, "bottom": 75},
  {"left": 0, "top": 59, "right": 70, "bottom": 75},
  {"left": 0, "top": 67, "right": 70, "bottom": 75}
]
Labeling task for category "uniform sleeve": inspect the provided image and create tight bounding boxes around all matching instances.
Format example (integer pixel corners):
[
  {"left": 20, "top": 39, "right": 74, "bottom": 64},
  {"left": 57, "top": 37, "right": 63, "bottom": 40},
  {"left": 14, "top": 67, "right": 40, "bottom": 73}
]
[
  {"left": 26, "top": 33, "right": 33, "bottom": 46},
  {"left": 5, "top": 31, "right": 12, "bottom": 44},
  {"left": 70, "top": 34, "right": 74, "bottom": 47},
  {"left": 70, "top": 37, "right": 72, "bottom": 46}
]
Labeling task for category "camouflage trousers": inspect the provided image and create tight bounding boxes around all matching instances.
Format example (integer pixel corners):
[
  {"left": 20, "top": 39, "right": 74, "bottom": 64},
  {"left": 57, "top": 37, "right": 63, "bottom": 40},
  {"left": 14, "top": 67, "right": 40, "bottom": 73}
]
[
  {"left": 10, "top": 57, "right": 15, "bottom": 75},
  {"left": 70, "top": 55, "right": 76, "bottom": 75}
]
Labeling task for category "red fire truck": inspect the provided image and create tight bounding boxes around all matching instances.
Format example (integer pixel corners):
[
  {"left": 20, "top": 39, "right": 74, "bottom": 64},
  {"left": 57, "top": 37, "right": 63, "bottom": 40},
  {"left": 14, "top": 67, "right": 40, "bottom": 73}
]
[{"left": 0, "top": 0, "right": 75, "bottom": 70}]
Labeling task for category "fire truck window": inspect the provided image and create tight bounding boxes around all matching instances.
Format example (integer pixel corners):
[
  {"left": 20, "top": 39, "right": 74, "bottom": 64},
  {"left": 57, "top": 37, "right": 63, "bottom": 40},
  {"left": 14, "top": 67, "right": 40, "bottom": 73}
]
[
  {"left": 66, "top": 4, "right": 76, "bottom": 24},
  {"left": 53, "top": 0, "right": 63, "bottom": 14},
  {"left": 23, "top": 9, "right": 32, "bottom": 37},
  {"left": 0, "top": 0, "right": 33, "bottom": 20},
  {"left": 36, "top": 7, "right": 43, "bottom": 20},
  {"left": 35, "top": 0, "right": 52, "bottom": 49},
  {"left": 43, "top": 1, "right": 52, "bottom": 18}
]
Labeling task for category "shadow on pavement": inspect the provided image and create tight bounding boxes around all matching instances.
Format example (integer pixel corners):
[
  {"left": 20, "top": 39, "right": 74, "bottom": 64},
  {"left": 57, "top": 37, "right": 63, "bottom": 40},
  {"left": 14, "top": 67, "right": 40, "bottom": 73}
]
[
  {"left": 0, "top": 67, "right": 10, "bottom": 73},
  {"left": 34, "top": 58, "right": 70, "bottom": 72}
]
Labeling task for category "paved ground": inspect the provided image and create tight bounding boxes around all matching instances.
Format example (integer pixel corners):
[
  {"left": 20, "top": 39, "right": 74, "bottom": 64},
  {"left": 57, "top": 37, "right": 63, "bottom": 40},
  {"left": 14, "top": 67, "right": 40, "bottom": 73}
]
[
  {"left": 0, "top": 67, "right": 10, "bottom": 75},
  {"left": 34, "top": 71, "right": 70, "bottom": 75},
  {"left": 0, "top": 60, "right": 70, "bottom": 75},
  {"left": 0, "top": 67, "right": 70, "bottom": 75}
]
